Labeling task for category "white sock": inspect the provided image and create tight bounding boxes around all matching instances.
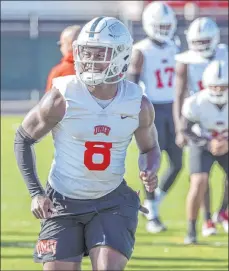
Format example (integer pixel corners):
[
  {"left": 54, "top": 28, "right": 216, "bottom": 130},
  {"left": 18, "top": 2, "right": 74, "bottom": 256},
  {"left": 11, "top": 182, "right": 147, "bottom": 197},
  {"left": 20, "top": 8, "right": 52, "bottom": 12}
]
[
  {"left": 151, "top": 199, "right": 159, "bottom": 219},
  {"left": 144, "top": 199, "right": 159, "bottom": 220},
  {"left": 143, "top": 199, "right": 156, "bottom": 220},
  {"left": 155, "top": 188, "right": 166, "bottom": 204},
  {"left": 150, "top": 189, "right": 166, "bottom": 219}
]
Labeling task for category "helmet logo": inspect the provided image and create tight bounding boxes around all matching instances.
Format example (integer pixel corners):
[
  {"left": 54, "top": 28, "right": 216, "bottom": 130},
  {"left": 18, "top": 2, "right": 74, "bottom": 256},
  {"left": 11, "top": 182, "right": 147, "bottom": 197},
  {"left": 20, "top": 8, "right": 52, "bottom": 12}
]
[{"left": 108, "top": 22, "right": 126, "bottom": 39}]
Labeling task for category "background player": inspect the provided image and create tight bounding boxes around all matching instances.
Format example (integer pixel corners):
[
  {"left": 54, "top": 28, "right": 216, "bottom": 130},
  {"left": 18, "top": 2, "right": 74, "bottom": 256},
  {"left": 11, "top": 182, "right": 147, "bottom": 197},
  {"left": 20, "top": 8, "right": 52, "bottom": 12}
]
[
  {"left": 128, "top": 1, "right": 182, "bottom": 233},
  {"left": 14, "top": 17, "right": 161, "bottom": 270},
  {"left": 174, "top": 17, "right": 228, "bottom": 236},
  {"left": 45, "top": 25, "right": 81, "bottom": 91},
  {"left": 181, "top": 60, "right": 228, "bottom": 244}
]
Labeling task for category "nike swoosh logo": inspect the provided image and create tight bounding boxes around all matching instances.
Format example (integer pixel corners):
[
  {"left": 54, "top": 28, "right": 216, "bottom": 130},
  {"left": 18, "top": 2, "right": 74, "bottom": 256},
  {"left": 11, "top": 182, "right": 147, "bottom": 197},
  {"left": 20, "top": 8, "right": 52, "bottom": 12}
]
[{"left": 121, "top": 116, "right": 128, "bottom": 119}]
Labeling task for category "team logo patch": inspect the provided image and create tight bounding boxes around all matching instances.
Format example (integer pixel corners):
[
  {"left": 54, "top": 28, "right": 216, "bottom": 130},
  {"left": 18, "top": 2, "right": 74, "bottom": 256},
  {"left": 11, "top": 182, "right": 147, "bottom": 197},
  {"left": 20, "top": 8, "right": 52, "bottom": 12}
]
[
  {"left": 94, "top": 125, "right": 111, "bottom": 136},
  {"left": 36, "top": 239, "right": 57, "bottom": 257}
]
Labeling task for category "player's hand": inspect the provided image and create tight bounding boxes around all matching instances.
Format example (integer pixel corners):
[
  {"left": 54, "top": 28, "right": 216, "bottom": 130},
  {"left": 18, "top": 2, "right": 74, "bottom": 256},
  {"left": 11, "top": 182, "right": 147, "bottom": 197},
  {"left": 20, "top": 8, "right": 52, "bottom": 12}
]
[
  {"left": 216, "top": 139, "right": 228, "bottom": 155},
  {"left": 31, "top": 195, "right": 57, "bottom": 219},
  {"left": 175, "top": 132, "right": 187, "bottom": 148},
  {"left": 139, "top": 170, "right": 158, "bottom": 193},
  {"left": 209, "top": 138, "right": 228, "bottom": 156}
]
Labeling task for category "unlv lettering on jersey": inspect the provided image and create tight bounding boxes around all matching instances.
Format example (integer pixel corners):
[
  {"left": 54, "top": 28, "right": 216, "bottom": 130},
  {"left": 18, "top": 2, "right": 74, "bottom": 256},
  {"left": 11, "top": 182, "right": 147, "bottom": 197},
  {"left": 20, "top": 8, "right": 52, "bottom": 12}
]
[{"left": 94, "top": 125, "right": 111, "bottom": 136}]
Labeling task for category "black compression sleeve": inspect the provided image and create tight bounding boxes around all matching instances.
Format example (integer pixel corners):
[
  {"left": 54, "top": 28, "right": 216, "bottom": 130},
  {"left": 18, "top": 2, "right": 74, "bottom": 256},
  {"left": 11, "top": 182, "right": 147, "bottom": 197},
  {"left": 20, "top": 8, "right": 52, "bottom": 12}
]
[{"left": 14, "top": 126, "right": 45, "bottom": 198}]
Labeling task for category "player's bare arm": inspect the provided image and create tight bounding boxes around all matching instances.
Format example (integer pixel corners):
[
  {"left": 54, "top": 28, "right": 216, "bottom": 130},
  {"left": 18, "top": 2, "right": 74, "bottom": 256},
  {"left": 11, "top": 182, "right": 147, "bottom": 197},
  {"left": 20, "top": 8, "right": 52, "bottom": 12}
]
[
  {"left": 14, "top": 88, "right": 66, "bottom": 219},
  {"left": 21, "top": 87, "right": 66, "bottom": 139},
  {"left": 134, "top": 96, "right": 161, "bottom": 192},
  {"left": 173, "top": 61, "right": 188, "bottom": 131},
  {"left": 127, "top": 49, "right": 144, "bottom": 84},
  {"left": 173, "top": 61, "right": 188, "bottom": 147}
]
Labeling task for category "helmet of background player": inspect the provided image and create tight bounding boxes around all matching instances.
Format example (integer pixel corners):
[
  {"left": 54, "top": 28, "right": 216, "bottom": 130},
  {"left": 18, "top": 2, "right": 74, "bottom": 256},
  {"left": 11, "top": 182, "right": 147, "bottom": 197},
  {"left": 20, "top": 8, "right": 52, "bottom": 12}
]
[
  {"left": 202, "top": 60, "right": 228, "bottom": 104},
  {"left": 186, "top": 17, "right": 220, "bottom": 58},
  {"left": 72, "top": 17, "right": 133, "bottom": 86},
  {"left": 142, "top": 2, "right": 177, "bottom": 43}
]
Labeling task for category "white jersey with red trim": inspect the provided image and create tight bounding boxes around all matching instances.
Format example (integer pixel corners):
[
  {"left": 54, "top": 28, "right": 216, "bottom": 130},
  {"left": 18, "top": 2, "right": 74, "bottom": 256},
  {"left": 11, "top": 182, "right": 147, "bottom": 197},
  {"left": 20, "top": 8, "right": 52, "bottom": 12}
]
[
  {"left": 182, "top": 90, "right": 228, "bottom": 139},
  {"left": 175, "top": 43, "right": 228, "bottom": 94},
  {"left": 48, "top": 75, "right": 142, "bottom": 199},
  {"left": 134, "top": 38, "right": 179, "bottom": 103}
]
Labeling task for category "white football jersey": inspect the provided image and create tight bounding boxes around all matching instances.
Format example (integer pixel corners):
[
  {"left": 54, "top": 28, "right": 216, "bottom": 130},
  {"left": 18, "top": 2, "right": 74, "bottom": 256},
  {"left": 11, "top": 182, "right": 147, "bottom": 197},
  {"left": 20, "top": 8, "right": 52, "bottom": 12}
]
[
  {"left": 48, "top": 75, "right": 142, "bottom": 199},
  {"left": 175, "top": 44, "right": 228, "bottom": 94},
  {"left": 182, "top": 90, "right": 228, "bottom": 139},
  {"left": 134, "top": 38, "right": 179, "bottom": 103}
]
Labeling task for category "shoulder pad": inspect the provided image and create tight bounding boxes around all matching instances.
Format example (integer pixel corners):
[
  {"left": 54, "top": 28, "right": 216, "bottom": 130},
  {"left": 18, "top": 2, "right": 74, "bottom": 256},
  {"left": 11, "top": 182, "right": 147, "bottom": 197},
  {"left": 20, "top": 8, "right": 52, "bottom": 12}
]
[
  {"left": 52, "top": 75, "right": 77, "bottom": 95},
  {"left": 214, "top": 43, "right": 228, "bottom": 60},
  {"left": 175, "top": 50, "right": 208, "bottom": 64}
]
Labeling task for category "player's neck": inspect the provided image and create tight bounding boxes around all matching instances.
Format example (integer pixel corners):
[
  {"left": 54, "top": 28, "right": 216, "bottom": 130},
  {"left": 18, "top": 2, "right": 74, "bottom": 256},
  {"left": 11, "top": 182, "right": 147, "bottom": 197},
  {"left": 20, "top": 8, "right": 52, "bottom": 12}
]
[{"left": 88, "top": 83, "right": 118, "bottom": 100}]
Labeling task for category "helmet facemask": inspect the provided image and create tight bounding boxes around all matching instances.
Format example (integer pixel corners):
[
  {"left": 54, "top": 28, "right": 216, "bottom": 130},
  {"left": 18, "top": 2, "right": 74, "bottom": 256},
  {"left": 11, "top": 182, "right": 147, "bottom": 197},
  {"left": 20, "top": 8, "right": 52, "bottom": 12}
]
[
  {"left": 187, "top": 17, "right": 220, "bottom": 58},
  {"left": 144, "top": 19, "right": 176, "bottom": 43},
  {"left": 207, "top": 85, "right": 228, "bottom": 105},
  {"left": 142, "top": 2, "right": 177, "bottom": 43},
  {"left": 150, "top": 23, "right": 173, "bottom": 42},
  {"left": 188, "top": 37, "right": 217, "bottom": 58},
  {"left": 203, "top": 60, "right": 228, "bottom": 104},
  {"left": 73, "top": 42, "right": 131, "bottom": 86}
]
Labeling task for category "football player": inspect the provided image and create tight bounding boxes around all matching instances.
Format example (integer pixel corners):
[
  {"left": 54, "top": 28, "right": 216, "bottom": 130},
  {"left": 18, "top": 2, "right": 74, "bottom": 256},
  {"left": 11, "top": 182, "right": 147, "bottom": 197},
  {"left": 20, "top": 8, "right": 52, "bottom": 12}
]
[
  {"left": 174, "top": 17, "right": 228, "bottom": 236},
  {"left": 14, "top": 17, "right": 161, "bottom": 270},
  {"left": 128, "top": 1, "right": 182, "bottom": 233},
  {"left": 181, "top": 60, "right": 228, "bottom": 244}
]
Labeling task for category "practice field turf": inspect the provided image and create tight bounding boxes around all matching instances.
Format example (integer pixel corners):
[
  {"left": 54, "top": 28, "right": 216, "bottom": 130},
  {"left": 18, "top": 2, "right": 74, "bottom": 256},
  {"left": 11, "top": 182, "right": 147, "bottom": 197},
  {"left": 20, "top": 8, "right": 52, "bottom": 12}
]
[{"left": 1, "top": 116, "right": 228, "bottom": 270}]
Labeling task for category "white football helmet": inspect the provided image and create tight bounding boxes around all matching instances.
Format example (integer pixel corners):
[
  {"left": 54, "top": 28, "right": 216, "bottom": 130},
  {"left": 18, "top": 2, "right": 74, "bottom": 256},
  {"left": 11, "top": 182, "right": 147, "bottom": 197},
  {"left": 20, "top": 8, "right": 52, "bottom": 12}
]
[
  {"left": 72, "top": 17, "right": 133, "bottom": 86},
  {"left": 142, "top": 2, "right": 177, "bottom": 43},
  {"left": 203, "top": 60, "right": 228, "bottom": 104},
  {"left": 186, "top": 17, "right": 220, "bottom": 58}
]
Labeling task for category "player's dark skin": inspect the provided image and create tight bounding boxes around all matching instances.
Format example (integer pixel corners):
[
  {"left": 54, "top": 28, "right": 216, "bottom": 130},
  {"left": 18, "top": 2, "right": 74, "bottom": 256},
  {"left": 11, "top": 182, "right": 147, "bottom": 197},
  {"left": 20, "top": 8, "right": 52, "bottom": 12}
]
[
  {"left": 20, "top": 46, "right": 161, "bottom": 222},
  {"left": 21, "top": 88, "right": 65, "bottom": 219},
  {"left": 22, "top": 88, "right": 160, "bottom": 219},
  {"left": 20, "top": 87, "right": 160, "bottom": 271},
  {"left": 18, "top": 43, "right": 161, "bottom": 270}
]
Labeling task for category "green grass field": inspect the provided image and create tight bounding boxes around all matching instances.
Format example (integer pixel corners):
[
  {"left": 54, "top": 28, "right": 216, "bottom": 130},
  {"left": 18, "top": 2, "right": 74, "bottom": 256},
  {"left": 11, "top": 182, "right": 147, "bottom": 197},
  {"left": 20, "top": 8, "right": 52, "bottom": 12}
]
[{"left": 1, "top": 116, "right": 228, "bottom": 270}]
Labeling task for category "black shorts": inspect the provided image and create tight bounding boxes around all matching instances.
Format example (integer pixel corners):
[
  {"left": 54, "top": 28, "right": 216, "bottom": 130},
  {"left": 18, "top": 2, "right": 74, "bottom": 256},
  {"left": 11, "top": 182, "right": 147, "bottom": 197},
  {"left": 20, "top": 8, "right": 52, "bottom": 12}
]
[
  {"left": 189, "top": 143, "right": 228, "bottom": 176},
  {"left": 33, "top": 181, "right": 140, "bottom": 263}
]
